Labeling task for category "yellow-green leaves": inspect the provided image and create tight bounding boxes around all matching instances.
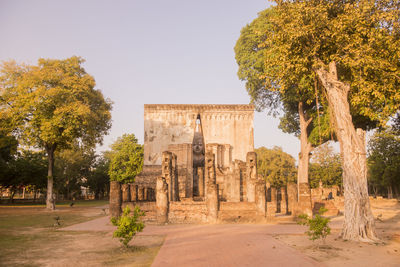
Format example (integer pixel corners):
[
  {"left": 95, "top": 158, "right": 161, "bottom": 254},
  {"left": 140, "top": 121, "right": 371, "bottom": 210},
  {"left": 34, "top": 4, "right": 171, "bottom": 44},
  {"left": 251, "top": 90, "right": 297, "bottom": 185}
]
[
  {"left": 108, "top": 134, "right": 143, "bottom": 183},
  {"left": 268, "top": 0, "right": 400, "bottom": 126},
  {"left": 0, "top": 56, "right": 112, "bottom": 150}
]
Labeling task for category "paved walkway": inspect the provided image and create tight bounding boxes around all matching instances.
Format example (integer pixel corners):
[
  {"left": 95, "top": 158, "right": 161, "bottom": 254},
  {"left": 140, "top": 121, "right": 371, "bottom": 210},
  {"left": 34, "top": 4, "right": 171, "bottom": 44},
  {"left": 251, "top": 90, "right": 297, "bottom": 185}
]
[{"left": 62, "top": 218, "right": 325, "bottom": 267}]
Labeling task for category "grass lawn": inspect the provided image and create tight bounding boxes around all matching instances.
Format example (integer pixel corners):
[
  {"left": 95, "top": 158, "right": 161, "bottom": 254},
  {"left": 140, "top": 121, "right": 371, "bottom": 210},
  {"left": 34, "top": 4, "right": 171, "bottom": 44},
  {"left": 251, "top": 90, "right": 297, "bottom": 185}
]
[{"left": 0, "top": 202, "right": 163, "bottom": 266}]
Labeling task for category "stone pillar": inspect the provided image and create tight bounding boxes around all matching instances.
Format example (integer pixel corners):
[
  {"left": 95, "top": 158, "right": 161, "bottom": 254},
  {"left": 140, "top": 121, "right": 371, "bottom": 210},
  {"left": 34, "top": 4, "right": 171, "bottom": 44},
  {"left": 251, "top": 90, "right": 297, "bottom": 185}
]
[
  {"left": 297, "top": 183, "right": 313, "bottom": 217},
  {"left": 162, "top": 151, "right": 178, "bottom": 201},
  {"left": 130, "top": 184, "right": 138, "bottom": 202},
  {"left": 171, "top": 153, "right": 179, "bottom": 201},
  {"left": 280, "top": 187, "right": 287, "bottom": 214},
  {"left": 255, "top": 181, "right": 266, "bottom": 217},
  {"left": 234, "top": 160, "right": 243, "bottom": 202},
  {"left": 206, "top": 183, "right": 219, "bottom": 223},
  {"left": 270, "top": 187, "right": 277, "bottom": 202},
  {"left": 144, "top": 187, "right": 149, "bottom": 201},
  {"left": 204, "top": 151, "right": 216, "bottom": 196},
  {"left": 156, "top": 177, "right": 169, "bottom": 224},
  {"left": 110, "top": 181, "right": 122, "bottom": 218},
  {"left": 246, "top": 152, "right": 257, "bottom": 202},
  {"left": 266, "top": 202, "right": 276, "bottom": 218},
  {"left": 121, "top": 184, "right": 130, "bottom": 202},
  {"left": 223, "top": 144, "right": 231, "bottom": 168},
  {"left": 205, "top": 151, "right": 218, "bottom": 223},
  {"left": 287, "top": 183, "right": 297, "bottom": 215},
  {"left": 198, "top": 167, "right": 204, "bottom": 198},
  {"left": 138, "top": 187, "right": 144, "bottom": 201}
]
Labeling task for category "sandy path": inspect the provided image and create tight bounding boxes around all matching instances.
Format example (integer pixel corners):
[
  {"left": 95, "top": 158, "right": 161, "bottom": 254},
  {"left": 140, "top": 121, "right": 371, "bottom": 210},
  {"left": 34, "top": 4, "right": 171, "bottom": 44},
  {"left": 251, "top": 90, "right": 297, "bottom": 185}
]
[{"left": 63, "top": 218, "right": 322, "bottom": 266}]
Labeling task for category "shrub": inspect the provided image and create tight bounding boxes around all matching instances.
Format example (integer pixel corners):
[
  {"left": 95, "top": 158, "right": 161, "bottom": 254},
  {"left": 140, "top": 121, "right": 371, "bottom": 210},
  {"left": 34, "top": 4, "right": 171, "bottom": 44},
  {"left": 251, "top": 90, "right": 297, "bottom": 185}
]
[
  {"left": 111, "top": 206, "right": 145, "bottom": 247},
  {"left": 297, "top": 207, "right": 331, "bottom": 244}
]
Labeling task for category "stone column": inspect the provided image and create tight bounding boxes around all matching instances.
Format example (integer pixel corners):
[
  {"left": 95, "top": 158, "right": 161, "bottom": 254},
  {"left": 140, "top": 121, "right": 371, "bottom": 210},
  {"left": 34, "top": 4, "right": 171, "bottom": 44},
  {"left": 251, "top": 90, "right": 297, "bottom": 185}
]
[
  {"left": 121, "top": 184, "right": 130, "bottom": 202},
  {"left": 198, "top": 167, "right": 204, "bottom": 198},
  {"left": 255, "top": 181, "right": 266, "bottom": 217},
  {"left": 110, "top": 181, "right": 122, "bottom": 217},
  {"left": 138, "top": 187, "right": 144, "bottom": 201},
  {"left": 280, "top": 187, "right": 287, "bottom": 214},
  {"left": 246, "top": 152, "right": 257, "bottom": 202},
  {"left": 204, "top": 151, "right": 216, "bottom": 197},
  {"left": 162, "top": 151, "right": 179, "bottom": 201},
  {"left": 297, "top": 183, "right": 313, "bottom": 217},
  {"left": 130, "top": 184, "right": 138, "bottom": 202},
  {"left": 205, "top": 151, "right": 218, "bottom": 223},
  {"left": 287, "top": 183, "right": 297, "bottom": 215},
  {"left": 156, "top": 177, "right": 169, "bottom": 224},
  {"left": 267, "top": 187, "right": 277, "bottom": 218},
  {"left": 171, "top": 153, "right": 179, "bottom": 201},
  {"left": 144, "top": 187, "right": 149, "bottom": 201},
  {"left": 206, "top": 183, "right": 219, "bottom": 223}
]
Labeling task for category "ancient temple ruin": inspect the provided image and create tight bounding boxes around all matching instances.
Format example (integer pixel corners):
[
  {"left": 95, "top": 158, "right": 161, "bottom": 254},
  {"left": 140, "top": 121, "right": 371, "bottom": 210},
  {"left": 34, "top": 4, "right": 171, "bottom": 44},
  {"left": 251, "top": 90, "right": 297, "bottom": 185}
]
[{"left": 109, "top": 104, "right": 341, "bottom": 223}]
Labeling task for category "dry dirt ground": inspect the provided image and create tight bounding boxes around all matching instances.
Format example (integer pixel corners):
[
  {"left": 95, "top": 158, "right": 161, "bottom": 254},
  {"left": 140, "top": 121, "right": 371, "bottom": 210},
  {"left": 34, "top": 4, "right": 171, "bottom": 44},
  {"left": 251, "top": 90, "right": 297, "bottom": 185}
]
[
  {"left": 0, "top": 204, "right": 163, "bottom": 267},
  {"left": 278, "top": 198, "right": 400, "bottom": 266},
  {"left": 0, "top": 199, "right": 399, "bottom": 267}
]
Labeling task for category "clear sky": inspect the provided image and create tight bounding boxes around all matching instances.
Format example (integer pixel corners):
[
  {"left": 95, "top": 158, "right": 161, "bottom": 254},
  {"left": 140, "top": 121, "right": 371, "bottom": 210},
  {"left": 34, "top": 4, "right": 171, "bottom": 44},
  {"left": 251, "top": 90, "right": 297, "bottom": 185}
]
[{"left": 0, "top": 0, "right": 300, "bottom": 159}]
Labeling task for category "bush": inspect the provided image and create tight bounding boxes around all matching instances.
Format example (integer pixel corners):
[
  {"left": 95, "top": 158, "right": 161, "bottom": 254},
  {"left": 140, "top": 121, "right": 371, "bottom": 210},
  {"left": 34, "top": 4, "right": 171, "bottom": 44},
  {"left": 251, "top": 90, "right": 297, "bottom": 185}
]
[
  {"left": 297, "top": 207, "right": 331, "bottom": 244},
  {"left": 111, "top": 206, "right": 145, "bottom": 247}
]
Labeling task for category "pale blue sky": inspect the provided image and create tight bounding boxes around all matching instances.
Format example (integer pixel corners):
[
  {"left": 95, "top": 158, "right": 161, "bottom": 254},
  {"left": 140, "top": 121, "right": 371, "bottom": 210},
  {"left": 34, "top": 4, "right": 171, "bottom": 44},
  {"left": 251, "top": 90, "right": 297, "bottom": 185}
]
[{"left": 0, "top": 0, "right": 300, "bottom": 159}]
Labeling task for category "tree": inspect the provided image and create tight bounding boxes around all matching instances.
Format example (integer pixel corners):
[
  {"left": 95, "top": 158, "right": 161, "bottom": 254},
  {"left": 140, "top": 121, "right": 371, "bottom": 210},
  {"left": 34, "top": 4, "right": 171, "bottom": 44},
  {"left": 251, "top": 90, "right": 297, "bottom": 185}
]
[
  {"left": 0, "top": 150, "right": 47, "bottom": 202},
  {"left": 108, "top": 134, "right": 143, "bottom": 184},
  {"left": 309, "top": 142, "right": 342, "bottom": 189},
  {"left": 258, "top": 0, "right": 400, "bottom": 241},
  {"left": 235, "top": 8, "right": 332, "bottom": 192},
  {"left": 368, "top": 129, "right": 400, "bottom": 198},
  {"left": 0, "top": 57, "right": 112, "bottom": 210},
  {"left": 86, "top": 153, "right": 111, "bottom": 199},
  {"left": 54, "top": 144, "right": 96, "bottom": 200},
  {"left": 255, "top": 146, "right": 297, "bottom": 187}
]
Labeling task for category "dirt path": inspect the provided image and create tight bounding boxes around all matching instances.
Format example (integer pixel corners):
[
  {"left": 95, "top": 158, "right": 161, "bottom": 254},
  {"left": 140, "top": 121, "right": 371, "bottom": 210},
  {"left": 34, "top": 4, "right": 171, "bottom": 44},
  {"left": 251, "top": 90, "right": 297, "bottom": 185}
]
[
  {"left": 61, "top": 199, "right": 400, "bottom": 267},
  {"left": 150, "top": 224, "right": 322, "bottom": 267}
]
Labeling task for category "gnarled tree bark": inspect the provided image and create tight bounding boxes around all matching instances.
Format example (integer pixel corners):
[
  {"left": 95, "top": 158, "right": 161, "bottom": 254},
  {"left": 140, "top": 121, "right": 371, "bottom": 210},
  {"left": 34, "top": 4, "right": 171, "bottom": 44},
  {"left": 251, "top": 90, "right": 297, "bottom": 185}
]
[
  {"left": 297, "top": 101, "right": 313, "bottom": 186},
  {"left": 296, "top": 102, "right": 313, "bottom": 216},
  {"left": 315, "top": 61, "right": 378, "bottom": 242}
]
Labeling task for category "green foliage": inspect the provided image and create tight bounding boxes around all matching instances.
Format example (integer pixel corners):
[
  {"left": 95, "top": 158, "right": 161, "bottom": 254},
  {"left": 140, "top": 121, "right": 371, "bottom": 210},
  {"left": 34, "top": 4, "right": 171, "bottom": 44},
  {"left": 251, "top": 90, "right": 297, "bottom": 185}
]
[
  {"left": 298, "top": 207, "right": 331, "bottom": 243},
  {"left": 309, "top": 142, "right": 342, "bottom": 188},
  {"left": 0, "top": 56, "right": 112, "bottom": 208},
  {"left": 0, "top": 132, "right": 18, "bottom": 163},
  {"left": 368, "top": 128, "right": 400, "bottom": 197},
  {"left": 108, "top": 134, "right": 143, "bottom": 183},
  {"left": 255, "top": 146, "right": 297, "bottom": 187},
  {"left": 111, "top": 206, "right": 145, "bottom": 248},
  {"left": 0, "top": 150, "right": 47, "bottom": 199},
  {"left": 54, "top": 143, "right": 96, "bottom": 200},
  {"left": 234, "top": 8, "right": 281, "bottom": 114},
  {"left": 235, "top": 6, "right": 333, "bottom": 147},
  {"left": 0, "top": 56, "right": 112, "bottom": 149},
  {"left": 86, "top": 154, "right": 110, "bottom": 199},
  {"left": 262, "top": 0, "right": 400, "bottom": 128}
]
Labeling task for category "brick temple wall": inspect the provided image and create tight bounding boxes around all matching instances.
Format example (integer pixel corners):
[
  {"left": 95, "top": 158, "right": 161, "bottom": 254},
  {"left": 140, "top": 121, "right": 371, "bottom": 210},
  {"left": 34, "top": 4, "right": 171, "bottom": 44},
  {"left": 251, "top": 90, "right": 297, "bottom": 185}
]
[{"left": 143, "top": 104, "right": 254, "bottom": 165}]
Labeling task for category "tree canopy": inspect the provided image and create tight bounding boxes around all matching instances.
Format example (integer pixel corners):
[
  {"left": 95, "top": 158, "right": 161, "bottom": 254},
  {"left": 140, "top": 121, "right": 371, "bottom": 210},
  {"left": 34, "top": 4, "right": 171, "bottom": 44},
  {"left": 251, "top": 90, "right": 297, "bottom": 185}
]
[
  {"left": 309, "top": 142, "right": 342, "bottom": 189},
  {"left": 368, "top": 128, "right": 400, "bottom": 198},
  {"left": 255, "top": 146, "right": 297, "bottom": 187},
  {"left": 243, "top": 0, "right": 400, "bottom": 241},
  {"left": 108, "top": 134, "right": 143, "bottom": 184},
  {"left": 0, "top": 56, "right": 112, "bottom": 209}
]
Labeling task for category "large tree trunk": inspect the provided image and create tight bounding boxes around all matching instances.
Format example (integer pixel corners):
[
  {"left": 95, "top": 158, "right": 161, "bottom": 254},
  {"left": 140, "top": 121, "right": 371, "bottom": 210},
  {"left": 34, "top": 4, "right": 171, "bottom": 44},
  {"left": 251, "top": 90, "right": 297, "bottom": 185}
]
[
  {"left": 46, "top": 144, "right": 56, "bottom": 210},
  {"left": 297, "top": 102, "right": 313, "bottom": 185},
  {"left": 316, "top": 61, "right": 378, "bottom": 242},
  {"left": 296, "top": 102, "right": 313, "bottom": 216}
]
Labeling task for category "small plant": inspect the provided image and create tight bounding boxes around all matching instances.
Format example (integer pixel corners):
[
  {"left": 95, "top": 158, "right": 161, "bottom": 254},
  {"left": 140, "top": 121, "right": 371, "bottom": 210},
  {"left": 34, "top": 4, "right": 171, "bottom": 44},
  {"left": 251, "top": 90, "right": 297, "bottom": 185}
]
[
  {"left": 111, "top": 206, "right": 145, "bottom": 248},
  {"left": 297, "top": 207, "right": 331, "bottom": 245}
]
